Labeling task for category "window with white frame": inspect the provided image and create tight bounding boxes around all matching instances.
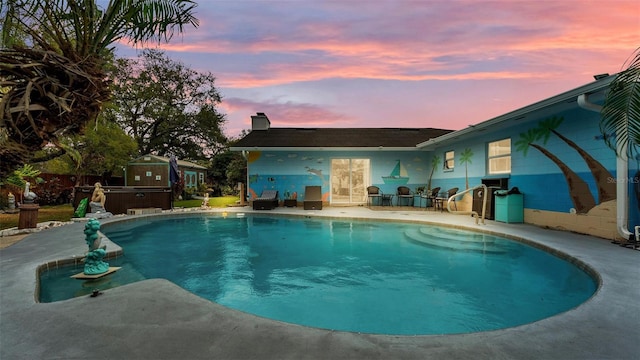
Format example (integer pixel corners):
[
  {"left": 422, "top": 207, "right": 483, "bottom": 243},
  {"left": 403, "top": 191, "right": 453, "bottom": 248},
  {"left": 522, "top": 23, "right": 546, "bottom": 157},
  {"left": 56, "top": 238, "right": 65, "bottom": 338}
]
[
  {"left": 199, "top": 172, "right": 204, "bottom": 184},
  {"left": 444, "top": 150, "right": 455, "bottom": 170},
  {"left": 488, "top": 138, "right": 511, "bottom": 174}
]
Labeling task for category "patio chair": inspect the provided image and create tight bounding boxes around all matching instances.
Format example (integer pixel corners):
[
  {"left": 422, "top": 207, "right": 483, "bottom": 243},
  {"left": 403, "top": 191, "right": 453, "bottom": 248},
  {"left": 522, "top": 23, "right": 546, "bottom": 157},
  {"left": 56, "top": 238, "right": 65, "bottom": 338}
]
[
  {"left": 434, "top": 187, "right": 458, "bottom": 212},
  {"left": 303, "top": 186, "right": 323, "bottom": 210},
  {"left": 366, "top": 186, "right": 383, "bottom": 207},
  {"left": 253, "top": 189, "right": 279, "bottom": 210},
  {"left": 396, "top": 186, "right": 413, "bottom": 206}
]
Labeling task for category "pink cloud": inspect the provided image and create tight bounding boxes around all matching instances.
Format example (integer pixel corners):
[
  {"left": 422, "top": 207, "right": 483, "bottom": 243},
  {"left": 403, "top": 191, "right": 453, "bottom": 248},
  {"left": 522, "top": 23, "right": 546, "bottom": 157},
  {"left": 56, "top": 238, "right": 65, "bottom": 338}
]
[
  {"left": 112, "top": 0, "right": 639, "bottom": 138},
  {"left": 220, "top": 97, "right": 357, "bottom": 137}
]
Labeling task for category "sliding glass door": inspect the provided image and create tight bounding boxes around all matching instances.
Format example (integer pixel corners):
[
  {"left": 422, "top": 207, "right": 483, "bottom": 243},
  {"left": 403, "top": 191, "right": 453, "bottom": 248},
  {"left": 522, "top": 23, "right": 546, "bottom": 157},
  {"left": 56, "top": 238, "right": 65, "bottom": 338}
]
[{"left": 331, "top": 159, "right": 370, "bottom": 205}]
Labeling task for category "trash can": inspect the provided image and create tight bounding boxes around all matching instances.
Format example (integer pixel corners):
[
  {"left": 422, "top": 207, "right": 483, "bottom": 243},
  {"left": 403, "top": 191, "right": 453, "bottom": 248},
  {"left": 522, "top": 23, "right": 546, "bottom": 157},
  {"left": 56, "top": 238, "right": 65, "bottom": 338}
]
[
  {"left": 473, "top": 186, "right": 500, "bottom": 220},
  {"left": 494, "top": 189, "right": 524, "bottom": 223}
]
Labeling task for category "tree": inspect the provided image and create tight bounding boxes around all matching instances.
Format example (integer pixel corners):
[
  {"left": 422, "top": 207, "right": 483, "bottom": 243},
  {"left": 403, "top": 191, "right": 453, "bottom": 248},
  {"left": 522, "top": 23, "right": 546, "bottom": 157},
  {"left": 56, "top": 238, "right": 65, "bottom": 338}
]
[
  {"left": 0, "top": 0, "right": 199, "bottom": 179},
  {"left": 68, "top": 120, "right": 138, "bottom": 182},
  {"left": 226, "top": 154, "right": 247, "bottom": 192},
  {"left": 2, "top": 164, "right": 42, "bottom": 203},
  {"left": 601, "top": 48, "right": 640, "bottom": 159},
  {"left": 515, "top": 129, "right": 596, "bottom": 213},
  {"left": 106, "top": 49, "right": 227, "bottom": 160},
  {"left": 459, "top": 148, "right": 473, "bottom": 189},
  {"left": 538, "top": 116, "right": 615, "bottom": 203},
  {"left": 206, "top": 148, "right": 247, "bottom": 196},
  {"left": 31, "top": 119, "right": 137, "bottom": 184},
  {"left": 426, "top": 155, "right": 440, "bottom": 191},
  {"left": 208, "top": 151, "right": 236, "bottom": 196}
]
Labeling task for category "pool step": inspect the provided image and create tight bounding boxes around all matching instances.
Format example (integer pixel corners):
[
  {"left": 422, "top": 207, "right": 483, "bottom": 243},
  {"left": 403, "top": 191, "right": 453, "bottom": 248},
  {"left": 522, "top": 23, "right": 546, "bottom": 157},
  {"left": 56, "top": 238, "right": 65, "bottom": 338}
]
[
  {"left": 102, "top": 229, "right": 134, "bottom": 240},
  {"left": 404, "top": 229, "right": 506, "bottom": 254},
  {"left": 418, "top": 227, "right": 497, "bottom": 244}
]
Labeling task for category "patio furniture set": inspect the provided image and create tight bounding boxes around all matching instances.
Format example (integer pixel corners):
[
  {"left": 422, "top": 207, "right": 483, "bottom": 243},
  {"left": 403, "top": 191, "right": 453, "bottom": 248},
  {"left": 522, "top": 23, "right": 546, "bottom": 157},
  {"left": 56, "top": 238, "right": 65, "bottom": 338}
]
[
  {"left": 253, "top": 186, "right": 323, "bottom": 210},
  {"left": 366, "top": 186, "right": 459, "bottom": 211}
]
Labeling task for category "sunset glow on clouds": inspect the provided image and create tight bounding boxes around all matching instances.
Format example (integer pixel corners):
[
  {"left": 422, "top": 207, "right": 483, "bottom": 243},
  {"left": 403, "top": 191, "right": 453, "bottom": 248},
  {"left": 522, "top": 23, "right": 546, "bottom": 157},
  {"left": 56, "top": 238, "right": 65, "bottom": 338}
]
[{"left": 114, "top": 0, "right": 639, "bottom": 137}]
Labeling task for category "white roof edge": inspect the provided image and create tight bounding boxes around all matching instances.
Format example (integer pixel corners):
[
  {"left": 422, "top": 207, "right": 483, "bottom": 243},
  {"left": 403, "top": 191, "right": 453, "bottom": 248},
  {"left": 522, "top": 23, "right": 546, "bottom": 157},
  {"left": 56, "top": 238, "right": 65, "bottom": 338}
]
[
  {"left": 130, "top": 154, "right": 207, "bottom": 169},
  {"left": 416, "top": 75, "right": 617, "bottom": 149}
]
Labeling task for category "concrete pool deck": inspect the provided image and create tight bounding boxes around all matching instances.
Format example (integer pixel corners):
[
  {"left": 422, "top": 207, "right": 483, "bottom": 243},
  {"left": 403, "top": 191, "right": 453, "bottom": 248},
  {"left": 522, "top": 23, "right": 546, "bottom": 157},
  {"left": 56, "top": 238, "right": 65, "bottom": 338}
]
[{"left": 1, "top": 206, "right": 639, "bottom": 359}]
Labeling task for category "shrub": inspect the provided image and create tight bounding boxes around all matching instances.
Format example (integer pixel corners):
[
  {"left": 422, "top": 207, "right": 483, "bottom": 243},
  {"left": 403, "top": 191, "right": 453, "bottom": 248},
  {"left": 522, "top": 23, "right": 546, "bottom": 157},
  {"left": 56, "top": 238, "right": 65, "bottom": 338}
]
[
  {"left": 33, "top": 177, "right": 72, "bottom": 205},
  {"left": 184, "top": 187, "right": 196, "bottom": 200}
]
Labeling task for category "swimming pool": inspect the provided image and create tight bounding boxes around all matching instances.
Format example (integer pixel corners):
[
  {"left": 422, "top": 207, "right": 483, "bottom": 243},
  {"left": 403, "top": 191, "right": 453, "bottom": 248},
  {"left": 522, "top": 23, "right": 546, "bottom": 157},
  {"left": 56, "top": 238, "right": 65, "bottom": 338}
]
[{"left": 39, "top": 214, "right": 597, "bottom": 335}]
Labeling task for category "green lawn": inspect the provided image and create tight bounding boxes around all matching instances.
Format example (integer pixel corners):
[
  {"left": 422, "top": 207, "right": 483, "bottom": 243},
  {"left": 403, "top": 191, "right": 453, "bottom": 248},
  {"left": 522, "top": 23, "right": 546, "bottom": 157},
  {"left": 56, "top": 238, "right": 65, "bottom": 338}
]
[
  {"left": 177, "top": 195, "right": 240, "bottom": 208},
  {"left": 0, "top": 196, "right": 240, "bottom": 231}
]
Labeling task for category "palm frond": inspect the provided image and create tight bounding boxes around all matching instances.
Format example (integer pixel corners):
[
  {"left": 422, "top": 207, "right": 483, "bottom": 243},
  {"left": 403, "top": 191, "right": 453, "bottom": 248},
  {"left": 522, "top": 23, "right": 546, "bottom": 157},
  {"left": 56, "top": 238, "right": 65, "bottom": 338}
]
[
  {"left": 0, "top": 0, "right": 199, "bottom": 178},
  {"left": 601, "top": 48, "right": 640, "bottom": 159}
]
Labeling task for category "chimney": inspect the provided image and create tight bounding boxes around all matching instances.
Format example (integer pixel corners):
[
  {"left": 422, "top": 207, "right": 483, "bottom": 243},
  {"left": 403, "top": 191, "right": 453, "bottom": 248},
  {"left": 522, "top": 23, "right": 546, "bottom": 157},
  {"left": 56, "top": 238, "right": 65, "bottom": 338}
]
[{"left": 251, "top": 112, "right": 270, "bottom": 130}]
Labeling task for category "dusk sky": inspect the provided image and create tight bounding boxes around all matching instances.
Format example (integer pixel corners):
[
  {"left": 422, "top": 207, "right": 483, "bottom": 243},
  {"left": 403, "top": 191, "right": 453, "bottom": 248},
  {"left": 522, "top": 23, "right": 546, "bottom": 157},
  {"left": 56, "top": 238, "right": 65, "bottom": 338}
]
[{"left": 113, "top": 0, "right": 639, "bottom": 138}]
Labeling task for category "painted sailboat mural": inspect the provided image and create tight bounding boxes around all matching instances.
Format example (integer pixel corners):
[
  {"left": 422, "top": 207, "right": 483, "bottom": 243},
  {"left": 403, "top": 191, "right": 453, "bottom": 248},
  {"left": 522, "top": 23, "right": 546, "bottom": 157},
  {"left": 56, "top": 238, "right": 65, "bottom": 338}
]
[{"left": 382, "top": 160, "right": 409, "bottom": 184}]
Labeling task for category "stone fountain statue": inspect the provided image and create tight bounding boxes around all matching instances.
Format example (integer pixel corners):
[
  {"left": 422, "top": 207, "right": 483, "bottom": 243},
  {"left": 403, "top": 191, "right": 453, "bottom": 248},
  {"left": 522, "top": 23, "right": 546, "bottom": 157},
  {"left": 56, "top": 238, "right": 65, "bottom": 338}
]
[
  {"left": 201, "top": 193, "right": 210, "bottom": 208},
  {"left": 87, "top": 182, "right": 112, "bottom": 219},
  {"left": 7, "top": 192, "right": 18, "bottom": 213},
  {"left": 83, "top": 218, "right": 109, "bottom": 275},
  {"left": 18, "top": 182, "right": 39, "bottom": 229},
  {"left": 23, "top": 181, "right": 37, "bottom": 204}
]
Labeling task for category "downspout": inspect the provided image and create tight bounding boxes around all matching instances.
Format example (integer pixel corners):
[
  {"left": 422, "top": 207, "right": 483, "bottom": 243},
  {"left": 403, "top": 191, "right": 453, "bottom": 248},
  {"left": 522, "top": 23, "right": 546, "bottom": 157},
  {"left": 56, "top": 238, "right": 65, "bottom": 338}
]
[{"left": 577, "top": 94, "right": 633, "bottom": 240}]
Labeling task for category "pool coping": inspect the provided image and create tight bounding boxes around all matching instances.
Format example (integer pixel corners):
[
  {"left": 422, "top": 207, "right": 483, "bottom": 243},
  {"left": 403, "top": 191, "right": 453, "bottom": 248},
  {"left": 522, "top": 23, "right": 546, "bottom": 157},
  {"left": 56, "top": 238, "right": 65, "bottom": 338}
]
[{"left": 1, "top": 206, "right": 639, "bottom": 359}]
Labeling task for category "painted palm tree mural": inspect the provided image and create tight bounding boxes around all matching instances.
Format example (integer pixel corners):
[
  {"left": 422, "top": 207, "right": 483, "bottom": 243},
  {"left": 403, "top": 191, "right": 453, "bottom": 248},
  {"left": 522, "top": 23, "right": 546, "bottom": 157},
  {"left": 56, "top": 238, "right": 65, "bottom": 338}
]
[
  {"left": 426, "top": 155, "right": 440, "bottom": 190},
  {"left": 516, "top": 117, "right": 616, "bottom": 214},
  {"left": 459, "top": 148, "right": 473, "bottom": 189},
  {"left": 539, "top": 116, "right": 616, "bottom": 203}
]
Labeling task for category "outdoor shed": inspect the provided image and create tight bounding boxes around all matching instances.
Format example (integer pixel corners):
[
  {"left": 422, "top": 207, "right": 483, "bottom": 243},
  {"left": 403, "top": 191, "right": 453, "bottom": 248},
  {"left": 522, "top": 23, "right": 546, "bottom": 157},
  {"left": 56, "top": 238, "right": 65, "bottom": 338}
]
[{"left": 125, "top": 155, "right": 206, "bottom": 189}]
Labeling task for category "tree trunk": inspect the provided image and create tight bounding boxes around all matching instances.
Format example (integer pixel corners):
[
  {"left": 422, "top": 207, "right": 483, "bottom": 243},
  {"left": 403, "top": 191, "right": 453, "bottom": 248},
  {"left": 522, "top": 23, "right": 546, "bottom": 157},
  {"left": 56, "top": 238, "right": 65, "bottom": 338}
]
[
  {"left": 427, "top": 168, "right": 435, "bottom": 190},
  {"left": 552, "top": 130, "right": 616, "bottom": 203},
  {"left": 531, "top": 144, "right": 596, "bottom": 213},
  {"left": 465, "top": 165, "right": 469, "bottom": 189}
]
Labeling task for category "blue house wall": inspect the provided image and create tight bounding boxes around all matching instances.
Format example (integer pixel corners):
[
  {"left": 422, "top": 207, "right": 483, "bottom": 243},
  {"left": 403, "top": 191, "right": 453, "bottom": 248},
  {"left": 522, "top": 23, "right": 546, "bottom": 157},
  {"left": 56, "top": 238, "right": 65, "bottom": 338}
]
[
  {"left": 247, "top": 150, "right": 432, "bottom": 202},
  {"left": 245, "top": 103, "right": 639, "bottom": 230},
  {"left": 426, "top": 105, "right": 639, "bottom": 226}
]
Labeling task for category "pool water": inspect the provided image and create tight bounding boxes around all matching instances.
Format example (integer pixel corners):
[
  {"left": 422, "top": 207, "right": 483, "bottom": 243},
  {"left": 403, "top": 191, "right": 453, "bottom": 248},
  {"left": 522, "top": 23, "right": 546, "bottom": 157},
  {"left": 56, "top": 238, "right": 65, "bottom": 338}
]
[{"left": 39, "top": 214, "right": 597, "bottom": 335}]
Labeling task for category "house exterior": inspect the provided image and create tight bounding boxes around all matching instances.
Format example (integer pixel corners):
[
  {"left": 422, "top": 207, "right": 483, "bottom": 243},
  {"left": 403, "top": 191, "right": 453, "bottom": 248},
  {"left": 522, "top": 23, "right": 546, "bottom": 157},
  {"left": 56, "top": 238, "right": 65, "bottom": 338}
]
[
  {"left": 126, "top": 154, "right": 207, "bottom": 189},
  {"left": 231, "top": 76, "right": 639, "bottom": 241},
  {"left": 232, "top": 113, "right": 452, "bottom": 204}
]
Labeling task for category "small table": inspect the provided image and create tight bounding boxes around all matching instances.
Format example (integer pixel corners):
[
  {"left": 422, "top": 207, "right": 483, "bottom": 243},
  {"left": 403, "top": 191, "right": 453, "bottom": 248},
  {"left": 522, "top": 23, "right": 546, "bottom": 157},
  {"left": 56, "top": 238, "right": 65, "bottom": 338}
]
[
  {"left": 434, "top": 191, "right": 448, "bottom": 211},
  {"left": 414, "top": 194, "right": 427, "bottom": 208},
  {"left": 381, "top": 194, "right": 394, "bottom": 206},
  {"left": 283, "top": 199, "right": 297, "bottom": 207}
]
